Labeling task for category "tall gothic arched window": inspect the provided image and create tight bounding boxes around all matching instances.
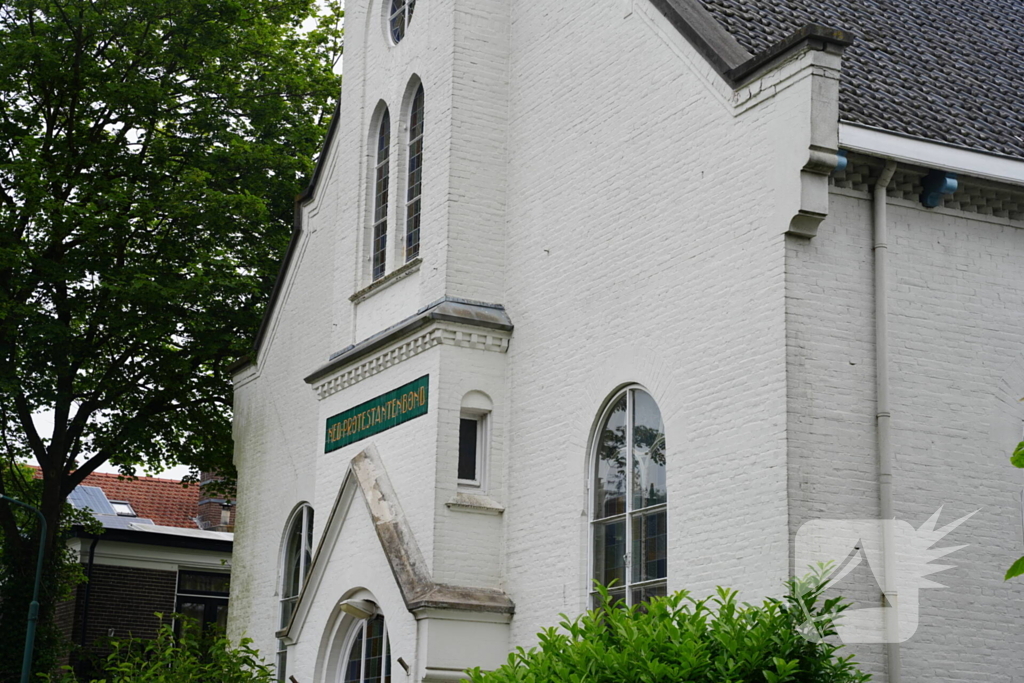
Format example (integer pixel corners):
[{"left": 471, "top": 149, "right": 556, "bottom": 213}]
[
  {"left": 405, "top": 86, "right": 424, "bottom": 262},
  {"left": 591, "top": 387, "right": 667, "bottom": 607},
  {"left": 277, "top": 504, "right": 314, "bottom": 682},
  {"left": 372, "top": 109, "right": 391, "bottom": 281}
]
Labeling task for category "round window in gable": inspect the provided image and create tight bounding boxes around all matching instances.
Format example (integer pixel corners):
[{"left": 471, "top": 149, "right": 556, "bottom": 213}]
[{"left": 387, "top": 0, "right": 416, "bottom": 44}]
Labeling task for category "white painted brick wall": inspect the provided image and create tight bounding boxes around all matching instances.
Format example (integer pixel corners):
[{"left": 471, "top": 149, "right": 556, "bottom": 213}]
[
  {"left": 500, "top": 0, "right": 794, "bottom": 647},
  {"left": 228, "top": 164, "right": 339, "bottom": 658},
  {"left": 788, "top": 187, "right": 1024, "bottom": 681}
]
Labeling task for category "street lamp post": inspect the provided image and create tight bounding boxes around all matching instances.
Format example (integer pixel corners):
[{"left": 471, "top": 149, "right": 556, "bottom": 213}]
[{"left": 1, "top": 494, "right": 48, "bottom": 683}]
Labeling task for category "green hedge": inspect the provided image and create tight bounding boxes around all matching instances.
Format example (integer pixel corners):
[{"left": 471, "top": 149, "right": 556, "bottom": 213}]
[{"left": 468, "top": 577, "right": 870, "bottom": 683}]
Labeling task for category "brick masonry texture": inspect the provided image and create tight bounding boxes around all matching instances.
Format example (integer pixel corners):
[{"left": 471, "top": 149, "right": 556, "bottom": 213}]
[
  {"left": 788, "top": 186, "right": 1024, "bottom": 680},
  {"left": 500, "top": 0, "right": 793, "bottom": 645},
  {"left": 58, "top": 564, "right": 177, "bottom": 671}
]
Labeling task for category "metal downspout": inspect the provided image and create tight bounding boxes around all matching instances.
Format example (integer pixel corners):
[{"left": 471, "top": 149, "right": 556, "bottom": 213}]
[{"left": 873, "top": 160, "right": 899, "bottom": 683}]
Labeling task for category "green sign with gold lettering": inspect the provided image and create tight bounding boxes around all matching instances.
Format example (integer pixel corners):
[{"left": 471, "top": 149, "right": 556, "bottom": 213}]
[{"left": 325, "top": 375, "right": 429, "bottom": 452}]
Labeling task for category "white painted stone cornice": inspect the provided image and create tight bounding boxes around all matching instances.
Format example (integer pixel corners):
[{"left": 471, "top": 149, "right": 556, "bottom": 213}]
[{"left": 312, "top": 320, "right": 510, "bottom": 400}]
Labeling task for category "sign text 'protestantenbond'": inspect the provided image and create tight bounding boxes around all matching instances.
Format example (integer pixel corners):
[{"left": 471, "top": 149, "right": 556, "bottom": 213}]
[{"left": 324, "top": 375, "right": 429, "bottom": 452}]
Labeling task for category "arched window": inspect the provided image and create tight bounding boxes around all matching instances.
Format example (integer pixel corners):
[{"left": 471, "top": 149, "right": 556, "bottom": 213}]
[
  {"left": 343, "top": 614, "right": 392, "bottom": 683},
  {"left": 591, "top": 388, "right": 667, "bottom": 607},
  {"left": 278, "top": 504, "right": 314, "bottom": 682},
  {"left": 388, "top": 0, "right": 416, "bottom": 44},
  {"left": 372, "top": 110, "right": 391, "bottom": 281},
  {"left": 405, "top": 86, "right": 424, "bottom": 262}
]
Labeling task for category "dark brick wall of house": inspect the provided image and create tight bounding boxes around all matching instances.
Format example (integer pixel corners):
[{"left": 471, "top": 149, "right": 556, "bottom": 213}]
[
  {"left": 55, "top": 564, "right": 177, "bottom": 674},
  {"left": 85, "top": 564, "right": 177, "bottom": 642}
]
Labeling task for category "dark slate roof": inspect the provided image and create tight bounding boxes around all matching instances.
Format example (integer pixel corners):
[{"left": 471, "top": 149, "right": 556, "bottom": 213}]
[{"left": 697, "top": 0, "right": 1024, "bottom": 159}]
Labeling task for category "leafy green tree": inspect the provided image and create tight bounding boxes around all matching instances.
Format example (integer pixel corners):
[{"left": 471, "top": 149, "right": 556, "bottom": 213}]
[
  {"left": 468, "top": 579, "right": 870, "bottom": 683},
  {"left": 0, "top": 0, "right": 342, "bottom": 676},
  {"left": 1007, "top": 440, "right": 1024, "bottom": 580}
]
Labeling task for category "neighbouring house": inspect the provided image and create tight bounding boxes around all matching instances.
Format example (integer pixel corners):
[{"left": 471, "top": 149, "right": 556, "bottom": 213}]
[
  {"left": 228, "top": 1, "right": 1024, "bottom": 682},
  {"left": 53, "top": 471, "right": 234, "bottom": 673}
]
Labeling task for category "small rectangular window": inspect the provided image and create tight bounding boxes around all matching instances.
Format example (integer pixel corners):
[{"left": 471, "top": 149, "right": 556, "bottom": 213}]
[
  {"left": 458, "top": 418, "right": 478, "bottom": 482},
  {"left": 177, "top": 570, "right": 231, "bottom": 596}
]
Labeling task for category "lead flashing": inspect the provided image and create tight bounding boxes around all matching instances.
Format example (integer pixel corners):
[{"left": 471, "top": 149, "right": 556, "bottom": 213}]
[
  {"left": 726, "top": 24, "right": 854, "bottom": 84},
  {"left": 647, "top": 0, "right": 853, "bottom": 88},
  {"left": 647, "top": 0, "right": 751, "bottom": 74}
]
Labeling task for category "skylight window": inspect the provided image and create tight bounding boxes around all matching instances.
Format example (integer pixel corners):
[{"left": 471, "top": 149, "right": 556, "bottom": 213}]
[{"left": 110, "top": 500, "right": 137, "bottom": 517}]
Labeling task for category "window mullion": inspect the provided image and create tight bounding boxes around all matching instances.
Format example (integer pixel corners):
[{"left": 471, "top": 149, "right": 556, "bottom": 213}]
[
  {"left": 299, "top": 509, "right": 307, "bottom": 583},
  {"left": 360, "top": 621, "right": 368, "bottom": 683},
  {"left": 625, "top": 389, "right": 634, "bottom": 605}
]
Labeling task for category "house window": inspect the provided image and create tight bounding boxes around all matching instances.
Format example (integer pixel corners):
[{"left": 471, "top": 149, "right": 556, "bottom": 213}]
[
  {"left": 591, "top": 388, "right": 667, "bottom": 607},
  {"left": 175, "top": 570, "right": 230, "bottom": 634},
  {"left": 405, "top": 85, "right": 424, "bottom": 262},
  {"left": 458, "top": 415, "right": 488, "bottom": 486},
  {"left": 388, "top": 0, "right": 416, "bottom": 44},
  {"left": 344, "top": 614, "right": 391, "bottom": 683},
  {"left": 372, "top": 110, "right": 391, "bottom": 281},
  {"left": 458, "top": 391, "right": 492, "bottom": 488},
  {"left": 278, "top": 504, "right": 314, "bottom": 682},
  {"left": 110, "top": 500, "right": 136, "bottom": 517}
]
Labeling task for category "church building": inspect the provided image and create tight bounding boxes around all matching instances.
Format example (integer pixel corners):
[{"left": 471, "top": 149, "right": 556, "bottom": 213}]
[{"left": 228, "top": 1, "right": 1024, "bottom": 681}]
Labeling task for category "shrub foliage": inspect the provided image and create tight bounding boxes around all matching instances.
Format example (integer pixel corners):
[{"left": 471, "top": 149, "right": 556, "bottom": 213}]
[
  {"left": 468, "top": 579, "right": 870, "bottom": 683},
  {"left": 46, "top": 616, "right": 274, "bottom": 683}
]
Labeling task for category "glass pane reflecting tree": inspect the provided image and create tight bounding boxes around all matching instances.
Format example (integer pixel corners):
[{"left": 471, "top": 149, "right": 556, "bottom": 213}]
[{"left": 591, "top": 388, "right": 667, "bottom": 608}]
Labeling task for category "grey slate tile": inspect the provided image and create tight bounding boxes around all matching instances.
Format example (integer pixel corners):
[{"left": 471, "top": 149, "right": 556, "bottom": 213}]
[{"left": 697, "top": 0, "right": 1024, "bottom": 159}]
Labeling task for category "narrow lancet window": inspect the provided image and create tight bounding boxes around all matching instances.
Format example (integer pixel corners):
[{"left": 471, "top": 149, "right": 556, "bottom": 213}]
[
  {"left": 373, "top": 110, "right": 391, "bottom": 281},
  {"left": 405, "top": 86, "right": 424, "bottom": 261}
]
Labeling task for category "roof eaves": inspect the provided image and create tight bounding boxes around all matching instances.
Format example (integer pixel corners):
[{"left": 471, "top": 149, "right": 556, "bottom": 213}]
[{"left": 231, "top": 96, "right": 343, "bottom": 375}]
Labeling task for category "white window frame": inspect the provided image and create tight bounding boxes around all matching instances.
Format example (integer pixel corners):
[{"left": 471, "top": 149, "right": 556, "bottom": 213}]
[
  {"left": 404, "top": 85, "right": 424, "bottom": 263},
  {"left": 386, "top": 0, "right": 416, "bottom": 44},
  {"left": 109, "top": 500, "right": 136, "bottom": 517},
  {"left": 278, "top": 504, "right": 314, "bottom": 683},
  {"left": 457, "top": 410, "right": 489, "bottom": 489},
  {"left": 338, "top": 612, "right": 390, "bottom": 683},
  {"left": 588, "top": 386, "right": 668, "bottom": 608},
  {"left": 371, "top": 110, "right": 391, "bottom": 282}
]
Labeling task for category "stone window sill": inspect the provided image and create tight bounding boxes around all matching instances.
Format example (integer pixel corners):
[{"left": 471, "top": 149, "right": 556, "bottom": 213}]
[
  {"left": 445, "top": 491, "right": 504, "bottom": 516},
  {"left": 350, "top": 258, "right": 422, "bottom": 304}
]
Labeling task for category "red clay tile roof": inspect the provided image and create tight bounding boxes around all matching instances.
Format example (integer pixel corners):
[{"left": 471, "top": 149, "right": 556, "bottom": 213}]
[{"left": 77, "top": 471, "right": 200, "bottom": 529}]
